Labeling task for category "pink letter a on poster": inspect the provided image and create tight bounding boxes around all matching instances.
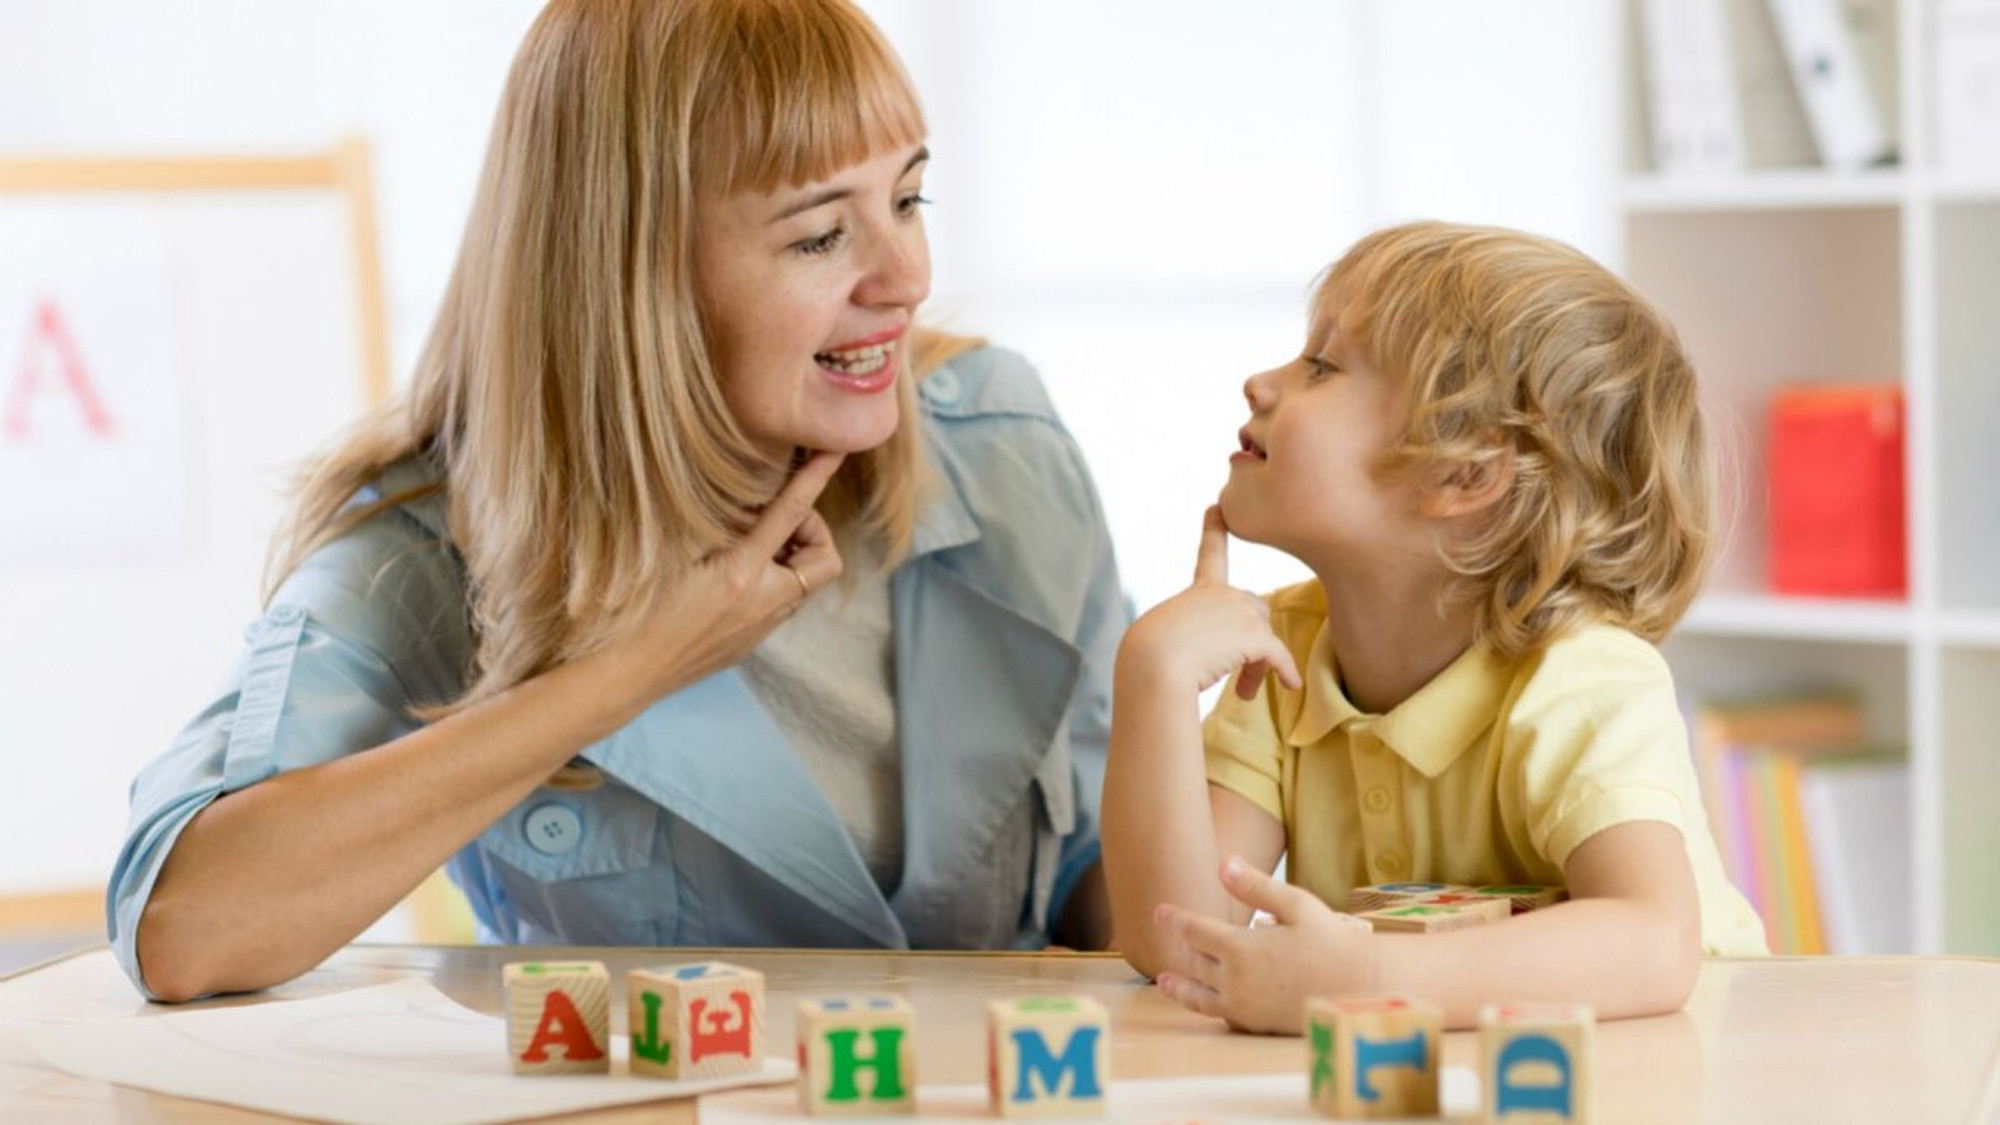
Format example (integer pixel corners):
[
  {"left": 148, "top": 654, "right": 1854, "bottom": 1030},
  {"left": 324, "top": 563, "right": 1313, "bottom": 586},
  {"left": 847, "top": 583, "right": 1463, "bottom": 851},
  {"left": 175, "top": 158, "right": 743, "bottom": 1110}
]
[{"left": 4, "top": 298, "right": 115, "bottom": 440}]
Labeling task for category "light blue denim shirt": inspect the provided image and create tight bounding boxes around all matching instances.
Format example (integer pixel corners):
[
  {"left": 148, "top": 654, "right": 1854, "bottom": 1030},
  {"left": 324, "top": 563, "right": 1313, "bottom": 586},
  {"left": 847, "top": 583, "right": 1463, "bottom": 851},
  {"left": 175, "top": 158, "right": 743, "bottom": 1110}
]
[{"left": 108, "top": 347, "right": 1127, "bottom": 996}]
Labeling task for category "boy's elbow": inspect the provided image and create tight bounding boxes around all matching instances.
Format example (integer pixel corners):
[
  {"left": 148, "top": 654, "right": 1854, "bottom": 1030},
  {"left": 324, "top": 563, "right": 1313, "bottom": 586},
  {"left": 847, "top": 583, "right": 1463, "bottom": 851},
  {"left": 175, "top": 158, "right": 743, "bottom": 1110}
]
[{"left": 1640, "top": 909, "right": 1703, "bottom": 1013}]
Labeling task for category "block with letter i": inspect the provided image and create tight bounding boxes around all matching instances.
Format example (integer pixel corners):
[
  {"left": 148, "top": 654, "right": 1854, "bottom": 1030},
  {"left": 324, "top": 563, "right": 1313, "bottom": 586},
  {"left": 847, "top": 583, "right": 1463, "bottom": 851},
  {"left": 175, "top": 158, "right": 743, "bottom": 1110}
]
[
  {"left": 1306, "top": 995, "right": 1441, "bottom": 1118},
  {"left": 797, "top": 996, "right": 916, "bottom": 1116},
  {"left": 987, "top": 996, "right": 1109, "bottom": 1118},
  {"left": 503, "top": 960, "right": 611, "bottom": 1075},
  {"left": 1480, "top": 1003, "right": 1593, "bottom": 1124},
  {"left": 628, "top": 960, "right": 765, "bottom": 1080}
]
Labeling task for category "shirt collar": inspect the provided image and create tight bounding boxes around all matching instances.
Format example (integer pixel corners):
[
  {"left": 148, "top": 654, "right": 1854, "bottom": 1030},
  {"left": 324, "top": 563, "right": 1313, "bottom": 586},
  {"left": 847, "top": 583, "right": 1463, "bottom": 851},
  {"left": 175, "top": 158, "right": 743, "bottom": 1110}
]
[{"left": 1287, "top": 622, "right": 1512, "bottom": 779}]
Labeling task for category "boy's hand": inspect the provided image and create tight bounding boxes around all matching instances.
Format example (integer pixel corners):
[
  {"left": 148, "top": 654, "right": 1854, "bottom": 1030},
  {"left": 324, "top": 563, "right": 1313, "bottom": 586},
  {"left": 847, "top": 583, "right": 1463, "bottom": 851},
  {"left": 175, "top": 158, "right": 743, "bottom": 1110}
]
[
  {"left": 1120, "top": 507, "right": 1302, "bottom": 699},
  {"left": 1153, "top": 856, "right": 1376, "bottom": 1035}
]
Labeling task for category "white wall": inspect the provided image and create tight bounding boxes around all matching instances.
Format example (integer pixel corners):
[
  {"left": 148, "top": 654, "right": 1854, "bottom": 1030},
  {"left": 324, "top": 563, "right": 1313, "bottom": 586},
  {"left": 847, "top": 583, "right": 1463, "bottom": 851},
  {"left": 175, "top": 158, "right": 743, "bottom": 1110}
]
[{"left": 0, "top": 0, "right": 1616, "bottom": 896}]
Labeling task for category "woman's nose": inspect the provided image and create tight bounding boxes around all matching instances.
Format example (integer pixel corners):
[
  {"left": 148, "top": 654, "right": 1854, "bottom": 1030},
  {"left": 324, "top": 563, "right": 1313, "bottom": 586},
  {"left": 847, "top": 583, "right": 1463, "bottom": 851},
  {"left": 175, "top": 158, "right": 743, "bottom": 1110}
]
[{"left": 857, "top": 224, "right": 931, "bottom": 309}]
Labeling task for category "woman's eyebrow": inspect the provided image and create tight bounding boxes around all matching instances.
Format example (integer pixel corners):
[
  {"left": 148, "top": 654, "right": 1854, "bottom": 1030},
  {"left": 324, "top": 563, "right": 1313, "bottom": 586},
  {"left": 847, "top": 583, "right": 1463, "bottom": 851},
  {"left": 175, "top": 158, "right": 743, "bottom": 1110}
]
[{"left": 766, "top": 146, "right": 931, "bottom": 224}]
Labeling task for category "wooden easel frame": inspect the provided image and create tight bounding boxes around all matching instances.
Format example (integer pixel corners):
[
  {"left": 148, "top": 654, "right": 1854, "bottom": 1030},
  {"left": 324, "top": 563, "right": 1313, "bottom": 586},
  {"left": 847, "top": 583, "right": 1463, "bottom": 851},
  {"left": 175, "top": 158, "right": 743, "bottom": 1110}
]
[{"left": 0, "top": 136, "right": 392, "bottom": 406}]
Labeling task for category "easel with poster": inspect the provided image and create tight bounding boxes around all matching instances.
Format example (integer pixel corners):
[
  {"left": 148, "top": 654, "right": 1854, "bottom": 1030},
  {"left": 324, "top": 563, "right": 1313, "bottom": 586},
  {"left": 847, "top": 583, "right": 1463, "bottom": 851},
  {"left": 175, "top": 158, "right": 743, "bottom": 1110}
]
[{"left": 0, "top": 140, "right": 390, "bottom": 912}]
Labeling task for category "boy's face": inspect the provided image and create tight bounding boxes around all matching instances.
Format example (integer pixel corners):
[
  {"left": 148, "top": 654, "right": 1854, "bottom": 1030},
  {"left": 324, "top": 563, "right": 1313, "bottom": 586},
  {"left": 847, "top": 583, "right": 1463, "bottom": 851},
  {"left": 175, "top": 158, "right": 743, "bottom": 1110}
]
[{"left": 1219, "top": 314, "right": 1425, "bottom": 561}]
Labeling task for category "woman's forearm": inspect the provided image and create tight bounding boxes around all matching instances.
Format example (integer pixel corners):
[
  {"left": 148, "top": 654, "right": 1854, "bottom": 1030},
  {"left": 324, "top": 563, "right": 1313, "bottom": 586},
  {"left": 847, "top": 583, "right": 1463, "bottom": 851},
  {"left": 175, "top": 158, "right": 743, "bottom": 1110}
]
[
  {"left": 135, "top": 647, "right": 653, "bottom": 1001},
  {"left": 1101, "top": 655, "right": 1232, "bottom": 978}
]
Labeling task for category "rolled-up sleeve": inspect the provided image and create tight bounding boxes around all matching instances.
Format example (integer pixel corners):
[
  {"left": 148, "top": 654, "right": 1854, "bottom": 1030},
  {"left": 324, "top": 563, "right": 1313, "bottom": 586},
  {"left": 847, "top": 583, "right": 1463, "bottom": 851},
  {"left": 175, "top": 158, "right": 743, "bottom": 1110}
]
[{"left": 106, "top": 507, "right": 463, "bottom": 997}]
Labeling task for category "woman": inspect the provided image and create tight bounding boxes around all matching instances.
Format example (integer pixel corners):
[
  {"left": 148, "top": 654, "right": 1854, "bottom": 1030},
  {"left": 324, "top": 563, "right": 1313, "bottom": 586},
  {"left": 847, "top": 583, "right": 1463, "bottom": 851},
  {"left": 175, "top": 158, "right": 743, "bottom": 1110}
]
[{"left": 111, "top": 0, "right": 1124, "bottom": 1001}]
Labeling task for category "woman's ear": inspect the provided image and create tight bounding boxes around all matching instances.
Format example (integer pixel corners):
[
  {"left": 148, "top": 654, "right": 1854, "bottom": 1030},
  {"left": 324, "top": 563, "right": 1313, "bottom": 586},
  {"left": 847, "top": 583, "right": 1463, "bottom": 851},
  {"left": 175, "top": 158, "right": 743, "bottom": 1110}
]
[{"left": 1423, "top": 444, "right": 1514, "bottom": 519}]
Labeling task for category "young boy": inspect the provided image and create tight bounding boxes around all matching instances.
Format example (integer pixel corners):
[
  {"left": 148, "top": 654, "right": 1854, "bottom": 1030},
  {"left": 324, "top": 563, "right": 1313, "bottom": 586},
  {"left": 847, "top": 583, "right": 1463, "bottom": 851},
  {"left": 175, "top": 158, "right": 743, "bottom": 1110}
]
[{"left": 1102, "top": 221, "right": 1767, "bottom": 1035}]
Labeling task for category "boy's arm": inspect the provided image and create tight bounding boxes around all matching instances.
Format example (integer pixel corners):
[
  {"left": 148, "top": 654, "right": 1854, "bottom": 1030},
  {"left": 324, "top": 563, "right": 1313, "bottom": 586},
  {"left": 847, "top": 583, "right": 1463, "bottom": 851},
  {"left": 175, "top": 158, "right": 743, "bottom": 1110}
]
[
  {"left": 1371, "top": 819, "right": 1702, "bottom": 1026},
  {"left": 1156, "top": 819, "right": 1701, "bottom": 1032},
  {"left": 1102, "top": 507, "right": 1297, "bottom": 978}
]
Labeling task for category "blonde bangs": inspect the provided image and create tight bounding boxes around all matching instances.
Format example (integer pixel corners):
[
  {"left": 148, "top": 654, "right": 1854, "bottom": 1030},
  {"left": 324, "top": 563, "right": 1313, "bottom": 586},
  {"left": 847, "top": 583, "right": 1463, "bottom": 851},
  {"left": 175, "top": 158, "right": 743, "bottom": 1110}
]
[{"left": 689, "top": 0, "right": 926, "bottom": 194}]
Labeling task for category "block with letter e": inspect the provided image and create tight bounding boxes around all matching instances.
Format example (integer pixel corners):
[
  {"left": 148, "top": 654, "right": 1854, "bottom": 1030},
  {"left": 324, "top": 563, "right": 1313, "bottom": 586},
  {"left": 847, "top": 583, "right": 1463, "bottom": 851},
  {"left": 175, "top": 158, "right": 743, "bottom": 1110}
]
[
  {"left": 987, "top": 996, "right": 1109, "bottom": 1117},
  {"left": 503, "top": 960, "right": 611, "bottom": 1075},
  {"left": 1306, "top": 995, "right": 1441, "bottom": 1118},
  {"left": 628, "top": 960, "right": 764, "bottom": 1080},
  {"left": 1480, "top": 1002, "right": 1594, "bottom": 1123},
  {"left": 797, "top": 996, "right": 916, "bottom": 1116}
]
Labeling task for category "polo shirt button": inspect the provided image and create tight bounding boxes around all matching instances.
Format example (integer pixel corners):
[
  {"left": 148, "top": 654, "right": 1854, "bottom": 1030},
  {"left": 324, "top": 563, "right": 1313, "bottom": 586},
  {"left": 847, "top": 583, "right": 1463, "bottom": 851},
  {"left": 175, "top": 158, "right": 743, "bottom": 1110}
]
[
  {"left": 1376, "top": 851, "right": 1407, "bottom": 878},
  {"left": 524, "top": 802, "right": 582, "bottom": 856},
  {"left": 1364, "top": 787, "right": 1391, "bottom": 814}
]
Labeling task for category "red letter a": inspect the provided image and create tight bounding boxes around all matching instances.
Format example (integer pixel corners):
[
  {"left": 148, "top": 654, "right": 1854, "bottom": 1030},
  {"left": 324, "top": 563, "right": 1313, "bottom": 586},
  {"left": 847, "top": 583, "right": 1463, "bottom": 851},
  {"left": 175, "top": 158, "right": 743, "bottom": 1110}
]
[
  {"left": 519, "top": 990, "right": 607, "bottom": 1064},
  {"left": 4, "top": 298, "right": 115, "bottom": 440}
]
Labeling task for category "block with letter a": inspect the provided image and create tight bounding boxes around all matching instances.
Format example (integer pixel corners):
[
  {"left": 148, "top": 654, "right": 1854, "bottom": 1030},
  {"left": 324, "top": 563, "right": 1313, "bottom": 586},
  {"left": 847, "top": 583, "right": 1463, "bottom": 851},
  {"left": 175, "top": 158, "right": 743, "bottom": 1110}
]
[
  {"left": 628, "top": 960, "right": 765, "bottom": 1081},
  {"left": 1306, "top": 995, "right": 1441, "bottom": 1119},
  {"left": 987, "top": 996, "right": 1110, "bottom": 1118},
  {"left": 797, "top": 995, "right": 916, "bottom": 1116},
  {"left": 1480, "top": 1002, "right": 1594, "bottom": 1123},
  {"left": 502, "top": 961, "right": 611, "bottom": 1075}
]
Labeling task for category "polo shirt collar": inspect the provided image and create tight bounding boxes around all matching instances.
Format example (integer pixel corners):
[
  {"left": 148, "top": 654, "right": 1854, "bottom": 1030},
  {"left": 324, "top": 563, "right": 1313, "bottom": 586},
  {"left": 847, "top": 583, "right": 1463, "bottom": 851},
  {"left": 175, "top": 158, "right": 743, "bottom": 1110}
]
[{"left": 1287, "top": 624, "right": 1512, "bottom": 779}]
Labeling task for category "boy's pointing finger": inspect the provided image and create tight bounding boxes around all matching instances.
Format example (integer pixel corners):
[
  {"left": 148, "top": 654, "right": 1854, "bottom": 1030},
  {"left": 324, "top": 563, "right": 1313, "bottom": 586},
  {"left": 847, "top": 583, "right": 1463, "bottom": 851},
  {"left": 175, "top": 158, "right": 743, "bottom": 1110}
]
[{"left": 1194, "top": 505, "right": 1230, "bottom": 586}]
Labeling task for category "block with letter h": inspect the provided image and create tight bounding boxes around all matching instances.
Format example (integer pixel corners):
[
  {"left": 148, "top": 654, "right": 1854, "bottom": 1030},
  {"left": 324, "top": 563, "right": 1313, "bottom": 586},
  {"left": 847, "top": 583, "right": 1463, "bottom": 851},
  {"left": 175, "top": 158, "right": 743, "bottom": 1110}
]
[
  {"left": 628, "top": 960, "right": 765, "bottom": 1080},
  {"left": 987, "top": 996, "right": 1109, "bottom": 1118},
  {"left": 797, "top": 996, "right": 916, "bottom": 1116},
  {"left": 1306, "top": 995, "right": 1441, "bottom": 1118},
  {"left": 503, "top": 960, "right": 612, "bottom": 1075},
  {"left": 1479, "top": 1003, "right": 1593, "bottom": 1123}
]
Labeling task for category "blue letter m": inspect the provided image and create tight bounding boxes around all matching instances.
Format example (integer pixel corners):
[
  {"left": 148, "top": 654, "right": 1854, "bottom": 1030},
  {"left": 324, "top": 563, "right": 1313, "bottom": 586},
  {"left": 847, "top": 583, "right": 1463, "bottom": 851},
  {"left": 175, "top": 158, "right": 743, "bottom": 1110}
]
[{"left": 1010, "top": 1026, "right": 1103, "bottom": 1103}]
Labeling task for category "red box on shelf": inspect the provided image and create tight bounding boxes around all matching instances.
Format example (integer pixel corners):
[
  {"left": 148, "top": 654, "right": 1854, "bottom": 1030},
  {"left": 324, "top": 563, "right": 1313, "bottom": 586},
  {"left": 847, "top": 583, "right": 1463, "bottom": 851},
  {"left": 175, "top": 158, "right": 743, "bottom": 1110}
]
[{"left": 1767, "top": 384, "right": 1906, "bottom": 597}]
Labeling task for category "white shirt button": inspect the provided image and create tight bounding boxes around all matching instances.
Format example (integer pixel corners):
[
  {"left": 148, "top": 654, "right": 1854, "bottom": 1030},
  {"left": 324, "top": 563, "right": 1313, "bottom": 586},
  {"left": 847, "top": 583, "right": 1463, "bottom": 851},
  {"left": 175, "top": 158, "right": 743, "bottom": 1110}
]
[
  {"left": 1364, "top": 787, "right": 1392, "bottom": 814},
  {"left": 524, "top": 803, "right": 582, "bottom": 856},
  {"left": 1376, "top": 850, "right": 1407, "bottom": 878}
]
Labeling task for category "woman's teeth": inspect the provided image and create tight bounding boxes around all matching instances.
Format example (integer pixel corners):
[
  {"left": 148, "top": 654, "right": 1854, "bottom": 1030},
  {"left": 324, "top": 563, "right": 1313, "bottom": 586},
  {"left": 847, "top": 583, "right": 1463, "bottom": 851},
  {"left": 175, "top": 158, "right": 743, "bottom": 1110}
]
[{"left": 817, "top": 340, "right": 897, "bottom": 375}]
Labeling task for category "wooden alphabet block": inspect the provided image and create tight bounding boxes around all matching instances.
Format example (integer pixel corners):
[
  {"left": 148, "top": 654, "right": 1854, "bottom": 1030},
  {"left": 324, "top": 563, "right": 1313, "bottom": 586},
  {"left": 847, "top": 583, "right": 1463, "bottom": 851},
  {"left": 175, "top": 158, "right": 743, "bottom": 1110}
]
[
  {"left": 503, "top": 960, "right": 611, "bottom": 1075},
  {"left": 1306, "top": 995, "right": 1442, "bottom": 1118},
  {"left": 1360, "top": 902, "right": 1502, "bottom": 933},
  {"left": 1345, "top": 882, "right": 1467, "bottom": 913},
  {"left": 1410, "top": 894, "right": 1513, "bottom": 923},
  {"left": 628, "top": 960, "right": 765, "bottom": 1080},
  {"left": 1479, "top": 1003, "right": 1594, "bottom": 1123},
  {"left": 987, "top": 996, "right": 1110, "bottom": 1118},
  {"left": 797, "top": 996, "right": 916, "bottom": 1116},
  {"left": 1467, "top": 885, "right": 1568, "bottom": 915}
]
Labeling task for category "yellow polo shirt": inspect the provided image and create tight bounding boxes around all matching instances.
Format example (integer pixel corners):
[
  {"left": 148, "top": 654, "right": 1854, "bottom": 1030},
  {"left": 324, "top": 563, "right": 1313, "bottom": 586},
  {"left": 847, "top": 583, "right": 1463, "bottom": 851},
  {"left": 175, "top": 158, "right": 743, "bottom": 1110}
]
[{"left": 1204, "top": 581, "right": 1767, "bottom": 956}]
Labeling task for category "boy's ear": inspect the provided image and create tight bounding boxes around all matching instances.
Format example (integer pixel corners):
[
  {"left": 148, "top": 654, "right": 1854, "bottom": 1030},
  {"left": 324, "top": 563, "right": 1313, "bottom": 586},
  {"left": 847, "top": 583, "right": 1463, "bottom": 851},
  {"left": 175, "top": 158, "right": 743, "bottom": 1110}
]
[{"left": 1423, "top": 444, "right": 1514, "bottom": 519}]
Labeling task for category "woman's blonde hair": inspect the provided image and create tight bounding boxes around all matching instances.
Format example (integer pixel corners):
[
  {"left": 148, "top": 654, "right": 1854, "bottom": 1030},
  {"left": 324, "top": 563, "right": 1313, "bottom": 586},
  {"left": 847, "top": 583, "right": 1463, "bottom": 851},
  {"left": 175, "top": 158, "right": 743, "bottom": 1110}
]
[
  {"left": 269, "top": 0, "right": 976, "bottom": 716},
  {"left": 1322, "top": 220, "right": 1713, "bottom": 659}
]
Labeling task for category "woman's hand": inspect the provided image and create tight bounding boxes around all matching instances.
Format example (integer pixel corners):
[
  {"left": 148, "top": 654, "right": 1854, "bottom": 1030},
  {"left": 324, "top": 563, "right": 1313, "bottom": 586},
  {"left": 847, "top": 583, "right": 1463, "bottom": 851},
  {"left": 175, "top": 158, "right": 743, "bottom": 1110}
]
[
  {"left": 602, "top": 451, "right": 847, "bottom": 708},
  {"left": 1154, "top": 856, "right": 1377, "bottom": 1035},
  {"left": 1118, "top": 506, "right": 1301, "bottom": 700}
]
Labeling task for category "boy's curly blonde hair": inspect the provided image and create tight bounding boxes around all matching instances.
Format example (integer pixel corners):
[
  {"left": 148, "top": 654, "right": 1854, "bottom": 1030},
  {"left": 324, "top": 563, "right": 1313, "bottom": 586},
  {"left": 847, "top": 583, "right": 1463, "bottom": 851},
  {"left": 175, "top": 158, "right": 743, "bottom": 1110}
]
[{"left": 1323, "top": 220, "right": 1712, "bottom": 660}]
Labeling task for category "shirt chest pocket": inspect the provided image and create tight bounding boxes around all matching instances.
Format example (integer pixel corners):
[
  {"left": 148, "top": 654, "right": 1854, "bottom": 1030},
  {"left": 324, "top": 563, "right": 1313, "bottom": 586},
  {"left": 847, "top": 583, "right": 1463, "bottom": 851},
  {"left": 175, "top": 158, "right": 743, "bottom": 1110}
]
[{"left": 476, "top": 782, "right": 667, "bottom": 939}]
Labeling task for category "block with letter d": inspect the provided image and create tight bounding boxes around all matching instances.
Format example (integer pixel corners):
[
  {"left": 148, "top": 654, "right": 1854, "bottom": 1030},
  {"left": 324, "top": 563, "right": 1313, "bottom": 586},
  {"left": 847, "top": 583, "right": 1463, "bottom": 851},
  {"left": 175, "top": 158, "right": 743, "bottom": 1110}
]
[
  {"left": 628, "top": 960, "right": 765, "bottom": 1080},
  {"left": 987, "top": 996, "right": 1109, "bottom": 1118},
  {"left": 797, "top": 996, "right": 916, "bottom": 1116},
  {"left": 503, "top": 960, "right": 611, "bottom": 1075},
  {"left": 1479, "top": 1003, "right": 1593, "bottom": 1123},
  {"left": 1306, "top": 995, "right": 1441, "bottom": 1118}
]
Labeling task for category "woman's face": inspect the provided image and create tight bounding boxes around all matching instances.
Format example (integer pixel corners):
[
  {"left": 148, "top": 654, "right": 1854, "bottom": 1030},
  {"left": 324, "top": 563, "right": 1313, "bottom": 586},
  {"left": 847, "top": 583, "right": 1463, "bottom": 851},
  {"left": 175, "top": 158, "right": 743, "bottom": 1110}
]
[{"left": 694, "top": 141, "right": 933, "bottom": 459}]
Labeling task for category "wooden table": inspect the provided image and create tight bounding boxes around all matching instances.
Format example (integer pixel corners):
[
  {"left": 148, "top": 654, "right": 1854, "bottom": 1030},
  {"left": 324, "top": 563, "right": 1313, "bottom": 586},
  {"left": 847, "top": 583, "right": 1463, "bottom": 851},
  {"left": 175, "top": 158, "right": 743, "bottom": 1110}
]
[{"left": 2, "top": 944, "right": 1996, "bottom": 1122}]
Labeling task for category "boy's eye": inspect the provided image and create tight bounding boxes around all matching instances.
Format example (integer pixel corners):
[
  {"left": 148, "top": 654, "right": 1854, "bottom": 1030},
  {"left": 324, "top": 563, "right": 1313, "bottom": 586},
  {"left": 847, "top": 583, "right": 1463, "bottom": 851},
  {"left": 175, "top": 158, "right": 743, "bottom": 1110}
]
[
  {"left": 794, "top": 225, "right": 847, "bottom": 256},
  {"left": 895, "top": 191, "right": 932, "bottom": 217},
  {"left": 1304, "top": 356, "right": 1341, "bottom": 379}
]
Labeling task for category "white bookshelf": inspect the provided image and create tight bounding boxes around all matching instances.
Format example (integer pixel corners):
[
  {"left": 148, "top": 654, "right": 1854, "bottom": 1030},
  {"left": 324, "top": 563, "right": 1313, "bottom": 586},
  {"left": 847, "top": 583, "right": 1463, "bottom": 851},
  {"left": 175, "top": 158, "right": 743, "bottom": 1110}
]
[{"left": 1620, "top": 0, "right": 2000, "bottom": 954}]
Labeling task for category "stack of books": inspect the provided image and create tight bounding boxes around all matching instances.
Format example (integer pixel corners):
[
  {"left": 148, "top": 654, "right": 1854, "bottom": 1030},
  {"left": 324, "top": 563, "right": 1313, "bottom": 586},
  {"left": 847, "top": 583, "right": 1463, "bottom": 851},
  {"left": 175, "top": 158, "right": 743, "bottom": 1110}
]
[{"left": 1691, "top": 693, "right": 1910, "bottom": 954}]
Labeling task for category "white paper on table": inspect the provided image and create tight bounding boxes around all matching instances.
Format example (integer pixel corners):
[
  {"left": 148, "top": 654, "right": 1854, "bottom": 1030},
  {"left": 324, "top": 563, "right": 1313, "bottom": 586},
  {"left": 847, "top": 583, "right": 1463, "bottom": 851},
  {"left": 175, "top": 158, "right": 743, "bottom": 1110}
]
[
  {"left": 704, "top": 1068, "right": 1480, "bottom": 1122},
  {"left": 25, "top": 977, "right": 796, "bottom": 1125}
]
